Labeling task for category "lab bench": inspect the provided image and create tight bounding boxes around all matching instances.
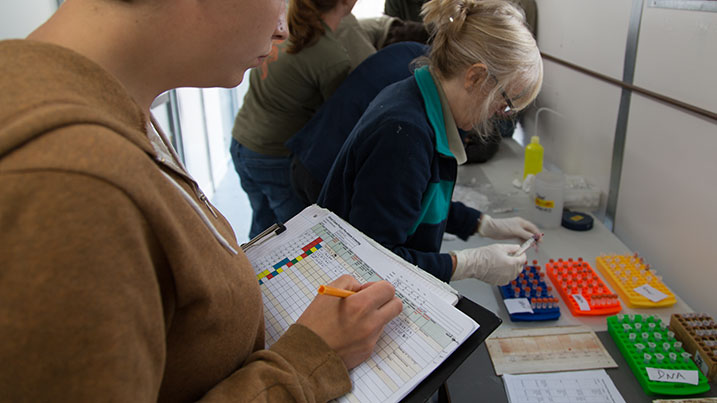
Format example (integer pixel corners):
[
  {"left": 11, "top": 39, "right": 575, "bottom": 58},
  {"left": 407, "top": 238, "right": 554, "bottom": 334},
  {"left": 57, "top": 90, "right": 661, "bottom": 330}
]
[{"left": 440, "top": 139, "right": 716, "bottom": 402}]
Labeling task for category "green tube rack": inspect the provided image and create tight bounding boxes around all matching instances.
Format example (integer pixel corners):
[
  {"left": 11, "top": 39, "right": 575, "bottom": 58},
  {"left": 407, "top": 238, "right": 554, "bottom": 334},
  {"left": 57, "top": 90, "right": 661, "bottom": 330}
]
[{"left": 607, "top": 314, "right": 710, "bottom": 395}]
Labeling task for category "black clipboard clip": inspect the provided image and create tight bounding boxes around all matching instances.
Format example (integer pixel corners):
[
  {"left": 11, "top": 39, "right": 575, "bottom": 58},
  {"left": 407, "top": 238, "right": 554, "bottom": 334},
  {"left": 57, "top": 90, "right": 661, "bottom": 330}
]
[{"left": 240, "top": 222, "right": 287, "bottom": 252}]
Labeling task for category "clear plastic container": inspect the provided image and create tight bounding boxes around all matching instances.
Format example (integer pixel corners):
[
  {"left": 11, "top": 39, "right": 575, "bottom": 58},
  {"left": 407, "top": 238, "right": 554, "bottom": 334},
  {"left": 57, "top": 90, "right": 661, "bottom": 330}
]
[{"left": 531, "top": 171, "right": 564, "bottom": 228}]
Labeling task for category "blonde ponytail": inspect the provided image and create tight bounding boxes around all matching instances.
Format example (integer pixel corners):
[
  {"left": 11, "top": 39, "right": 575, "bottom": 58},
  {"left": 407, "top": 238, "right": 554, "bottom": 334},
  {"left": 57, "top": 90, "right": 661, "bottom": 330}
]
[{"left": 420, "top": 0, "right": 543, "bottom": 138}]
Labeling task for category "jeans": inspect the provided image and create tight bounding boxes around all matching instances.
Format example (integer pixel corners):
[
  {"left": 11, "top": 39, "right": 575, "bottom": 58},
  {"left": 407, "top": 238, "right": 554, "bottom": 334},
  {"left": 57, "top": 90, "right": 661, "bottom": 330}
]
[{"left": 230, "top": 139, "right": 306, "bottom": 239}]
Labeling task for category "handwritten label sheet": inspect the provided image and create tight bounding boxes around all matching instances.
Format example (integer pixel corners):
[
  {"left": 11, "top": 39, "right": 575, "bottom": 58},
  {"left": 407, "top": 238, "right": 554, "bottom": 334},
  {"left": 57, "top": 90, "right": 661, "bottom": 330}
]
[
  {"left": 486, "top": 326, "right": 617, "bottom": 375},
  {"left": 503, "top": 369, "right": 625, "bottom": 403}
]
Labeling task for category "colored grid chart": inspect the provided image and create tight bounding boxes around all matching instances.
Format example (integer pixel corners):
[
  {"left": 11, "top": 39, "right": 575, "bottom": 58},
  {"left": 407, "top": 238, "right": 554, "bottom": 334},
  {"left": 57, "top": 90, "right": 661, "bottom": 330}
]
[
  {"left": 256, "top": 237, "right": 323, "bottom": 285},
  {"left": 249, "top": 222, "right": 465, "bottom": 403}
]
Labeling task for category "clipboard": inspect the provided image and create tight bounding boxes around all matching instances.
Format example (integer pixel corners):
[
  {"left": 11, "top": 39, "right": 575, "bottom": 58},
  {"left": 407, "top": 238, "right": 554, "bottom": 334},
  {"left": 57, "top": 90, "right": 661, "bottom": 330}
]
[
  {"left": 402, "top": 296, "right": 502, "bottom": 402},
  {"left": 242, "top": 206, "right": 503, "bottom": 402},
  {"left": 240, "top": 222, "right": 286, "bottom": 252}
]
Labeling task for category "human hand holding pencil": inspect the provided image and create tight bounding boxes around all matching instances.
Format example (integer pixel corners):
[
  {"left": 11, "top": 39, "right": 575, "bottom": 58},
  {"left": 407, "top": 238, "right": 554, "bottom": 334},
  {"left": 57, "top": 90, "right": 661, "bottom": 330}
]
[
  {"left": 317, "top": 284, "right": 356, "bottom": 298},
  {"left": 297, "top": 274, "right": 403, "bottom": 369}
]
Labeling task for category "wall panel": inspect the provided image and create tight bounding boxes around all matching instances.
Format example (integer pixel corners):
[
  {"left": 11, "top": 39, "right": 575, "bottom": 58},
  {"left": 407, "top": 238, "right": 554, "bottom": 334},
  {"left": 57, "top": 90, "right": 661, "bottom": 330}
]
[
  {"left": 536, "top": 0, "right": 633, "bottom": 79},
  {"left": 614, "top": 4, "right": 717, "bottom": 317},
  {"left": 616, "top": 96, "right": 717, "bottom": 317},
  {"left": 634, "top": 5, "right": 717, "bottom": 111}
]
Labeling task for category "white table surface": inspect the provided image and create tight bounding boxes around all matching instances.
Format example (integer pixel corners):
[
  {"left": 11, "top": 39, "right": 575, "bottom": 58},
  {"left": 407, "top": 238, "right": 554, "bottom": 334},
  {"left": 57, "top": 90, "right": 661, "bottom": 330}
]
[{"left": 442, "top": 139, "right": 694, "bottom": 332}]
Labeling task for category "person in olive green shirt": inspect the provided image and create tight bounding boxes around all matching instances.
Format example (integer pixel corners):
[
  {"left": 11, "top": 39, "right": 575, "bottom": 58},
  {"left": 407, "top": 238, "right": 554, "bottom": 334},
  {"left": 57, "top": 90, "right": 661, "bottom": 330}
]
[{"left": 231, "top": 0, "right": 359, "bottom": 239}]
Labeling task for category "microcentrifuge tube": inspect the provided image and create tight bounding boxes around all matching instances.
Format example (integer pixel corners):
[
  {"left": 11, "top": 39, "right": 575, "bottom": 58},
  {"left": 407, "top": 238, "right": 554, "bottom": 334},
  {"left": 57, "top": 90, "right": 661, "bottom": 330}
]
[
  {"left": 681, "top": 352, "right": 692, "bottom": 362},
  {"left": 667, "top": 331, "right": 675, "bottom": 340},
  {"left": 634, "top": 323, "right": 642, "bottom": 331},
  {"left": 623, "top": 324, "right": 632, "bottom": 333},
  {"left": 648, "top": 322, "right": 656, "bottom": 331},
  {"left": 669, "top": 352, "right": 677, "bottom": 362},
  {"left": 643, "top": 353, "right": 652, "bottom": 364},
  {"left": 673, "top": 341, "right": 682, "bottom": 350},
  {"left": 662, "top": 342, "right": 671, "bottom": 352},
  {"left": 655, "top": 353, "right": 665, "bottom": 363},
  {"left": 654, "top": 333, "right": 662, "bottom": 341},
  {"left": 642, "top": 332, "right": 650, "bottom": 342},
  {"left": 617, "top": 314, "right": 625, "bottom": 322},
  {"left": 628, "top": 333, "right": 637, "bottom": 342},
  {"left": 629, "top": 314, "right": 636, "bottom": 322},
  {"left": 648, "top": 342, "right": 656, "bottom": 352},
  {"left": 635, "top": 343, "right": 645, "bottom": 353}
]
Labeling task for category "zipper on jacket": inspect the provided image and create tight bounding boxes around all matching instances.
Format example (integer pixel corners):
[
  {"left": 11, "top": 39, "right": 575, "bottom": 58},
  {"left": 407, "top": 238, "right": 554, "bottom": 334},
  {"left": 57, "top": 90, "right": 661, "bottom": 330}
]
[
  {"left": 198, "top": 191, "right": 218, "bottom": 218},
  {"left": 159, "top": 171, "right": 238, "bottom": 255}
]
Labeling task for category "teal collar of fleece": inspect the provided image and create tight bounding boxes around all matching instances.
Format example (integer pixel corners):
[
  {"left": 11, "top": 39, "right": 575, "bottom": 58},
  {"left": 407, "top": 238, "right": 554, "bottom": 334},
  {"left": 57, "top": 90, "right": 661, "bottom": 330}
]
[{"left": 414, "top": 66, "right": 453, "bottom": 158}]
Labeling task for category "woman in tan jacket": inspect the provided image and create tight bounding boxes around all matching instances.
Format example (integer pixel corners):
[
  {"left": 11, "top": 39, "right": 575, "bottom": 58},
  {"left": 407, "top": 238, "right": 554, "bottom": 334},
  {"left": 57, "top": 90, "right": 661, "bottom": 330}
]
[{"left": 0, "top": 0, "right": 401, "bottom": 401}]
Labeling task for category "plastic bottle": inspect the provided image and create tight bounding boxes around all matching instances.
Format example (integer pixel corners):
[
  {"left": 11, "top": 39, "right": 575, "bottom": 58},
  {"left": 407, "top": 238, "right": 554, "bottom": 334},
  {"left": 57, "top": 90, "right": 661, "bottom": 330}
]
[
  {"left": 523, "top": 136, "right": 544, "bottom": 179},
  {"left": 531, "top": 171, "right": 564, "bottom": 229}
]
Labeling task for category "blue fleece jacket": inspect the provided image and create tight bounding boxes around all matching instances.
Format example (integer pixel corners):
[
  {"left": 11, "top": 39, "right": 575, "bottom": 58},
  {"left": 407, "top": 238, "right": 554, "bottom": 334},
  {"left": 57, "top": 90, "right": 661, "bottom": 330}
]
[
  {"left": 317, "top": 68, "right": 481, "bottom": 282},
  {"left": 286, "top": 42, "right": 428, "bottom": 184}
]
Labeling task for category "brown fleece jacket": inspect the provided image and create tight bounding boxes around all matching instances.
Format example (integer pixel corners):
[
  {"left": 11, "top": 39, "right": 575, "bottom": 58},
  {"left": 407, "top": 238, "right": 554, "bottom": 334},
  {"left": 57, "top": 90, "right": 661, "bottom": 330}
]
[{"left": 0, "top": 40, "right": 351, "bottom": 402}]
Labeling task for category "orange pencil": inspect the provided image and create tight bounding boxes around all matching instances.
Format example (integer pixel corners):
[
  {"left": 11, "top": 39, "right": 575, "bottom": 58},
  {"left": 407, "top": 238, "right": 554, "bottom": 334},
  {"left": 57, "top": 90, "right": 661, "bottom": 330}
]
[{"left": 317, "top": 285, "right": 356, "bottom": 298}]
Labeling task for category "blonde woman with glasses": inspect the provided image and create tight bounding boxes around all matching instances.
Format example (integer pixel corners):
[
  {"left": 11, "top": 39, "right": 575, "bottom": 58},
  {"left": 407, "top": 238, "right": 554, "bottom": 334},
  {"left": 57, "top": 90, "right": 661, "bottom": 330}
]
[{"left": 319, "top": 0, "right": 544, "bottom": 286}]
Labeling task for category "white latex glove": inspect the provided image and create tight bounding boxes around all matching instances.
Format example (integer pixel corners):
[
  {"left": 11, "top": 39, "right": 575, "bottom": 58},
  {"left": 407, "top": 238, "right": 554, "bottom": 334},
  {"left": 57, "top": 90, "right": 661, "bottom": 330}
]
[
  {"left": 478, "top": 214, "right": 540, "bottom": 241},
  {"left": 451, "top": 244, "right": 527, "bottom": 285}
]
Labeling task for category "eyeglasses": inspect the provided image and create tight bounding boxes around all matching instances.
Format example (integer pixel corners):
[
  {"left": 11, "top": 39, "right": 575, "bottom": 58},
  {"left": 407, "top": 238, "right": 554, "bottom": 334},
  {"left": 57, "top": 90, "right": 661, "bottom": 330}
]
[{"left": 500, "top": 89, "right": 515, "bottom": 114}]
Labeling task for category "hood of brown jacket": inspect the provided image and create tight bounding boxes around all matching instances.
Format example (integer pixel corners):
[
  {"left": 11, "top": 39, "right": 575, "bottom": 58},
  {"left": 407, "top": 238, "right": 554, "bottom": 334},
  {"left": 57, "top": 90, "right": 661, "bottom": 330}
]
[{"left": 0, "top": 39, "right": 152, "bottom": 159}]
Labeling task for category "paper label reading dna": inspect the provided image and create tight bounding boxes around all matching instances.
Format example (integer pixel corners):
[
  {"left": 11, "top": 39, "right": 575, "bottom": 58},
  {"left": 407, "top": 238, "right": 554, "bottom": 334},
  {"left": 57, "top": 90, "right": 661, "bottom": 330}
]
[{"left": 646, "top": 367, "right": 698, "bottom": 385}]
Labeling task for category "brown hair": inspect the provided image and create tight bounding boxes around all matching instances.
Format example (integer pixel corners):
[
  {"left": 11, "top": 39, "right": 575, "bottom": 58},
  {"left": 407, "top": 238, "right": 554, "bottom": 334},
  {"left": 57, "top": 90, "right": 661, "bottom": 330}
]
[
  {"left": 421, "top": 0, "right": 543, "bottom": 137},
  {"left": 287, "top": 0, "right": 342, "bottom": 54}
]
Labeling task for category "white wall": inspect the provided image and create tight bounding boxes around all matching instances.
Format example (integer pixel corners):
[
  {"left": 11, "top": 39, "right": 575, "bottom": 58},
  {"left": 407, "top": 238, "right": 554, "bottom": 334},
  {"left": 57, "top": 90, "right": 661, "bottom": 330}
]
[
  {"left": 616, "top": 4, "right": 717, "bottom": 318},
  {"left": 0, "top": 0, "right": 56, "bottom": 39},
  {"left": 531, "top": 0, "right": 717, "bottom": 317}
]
